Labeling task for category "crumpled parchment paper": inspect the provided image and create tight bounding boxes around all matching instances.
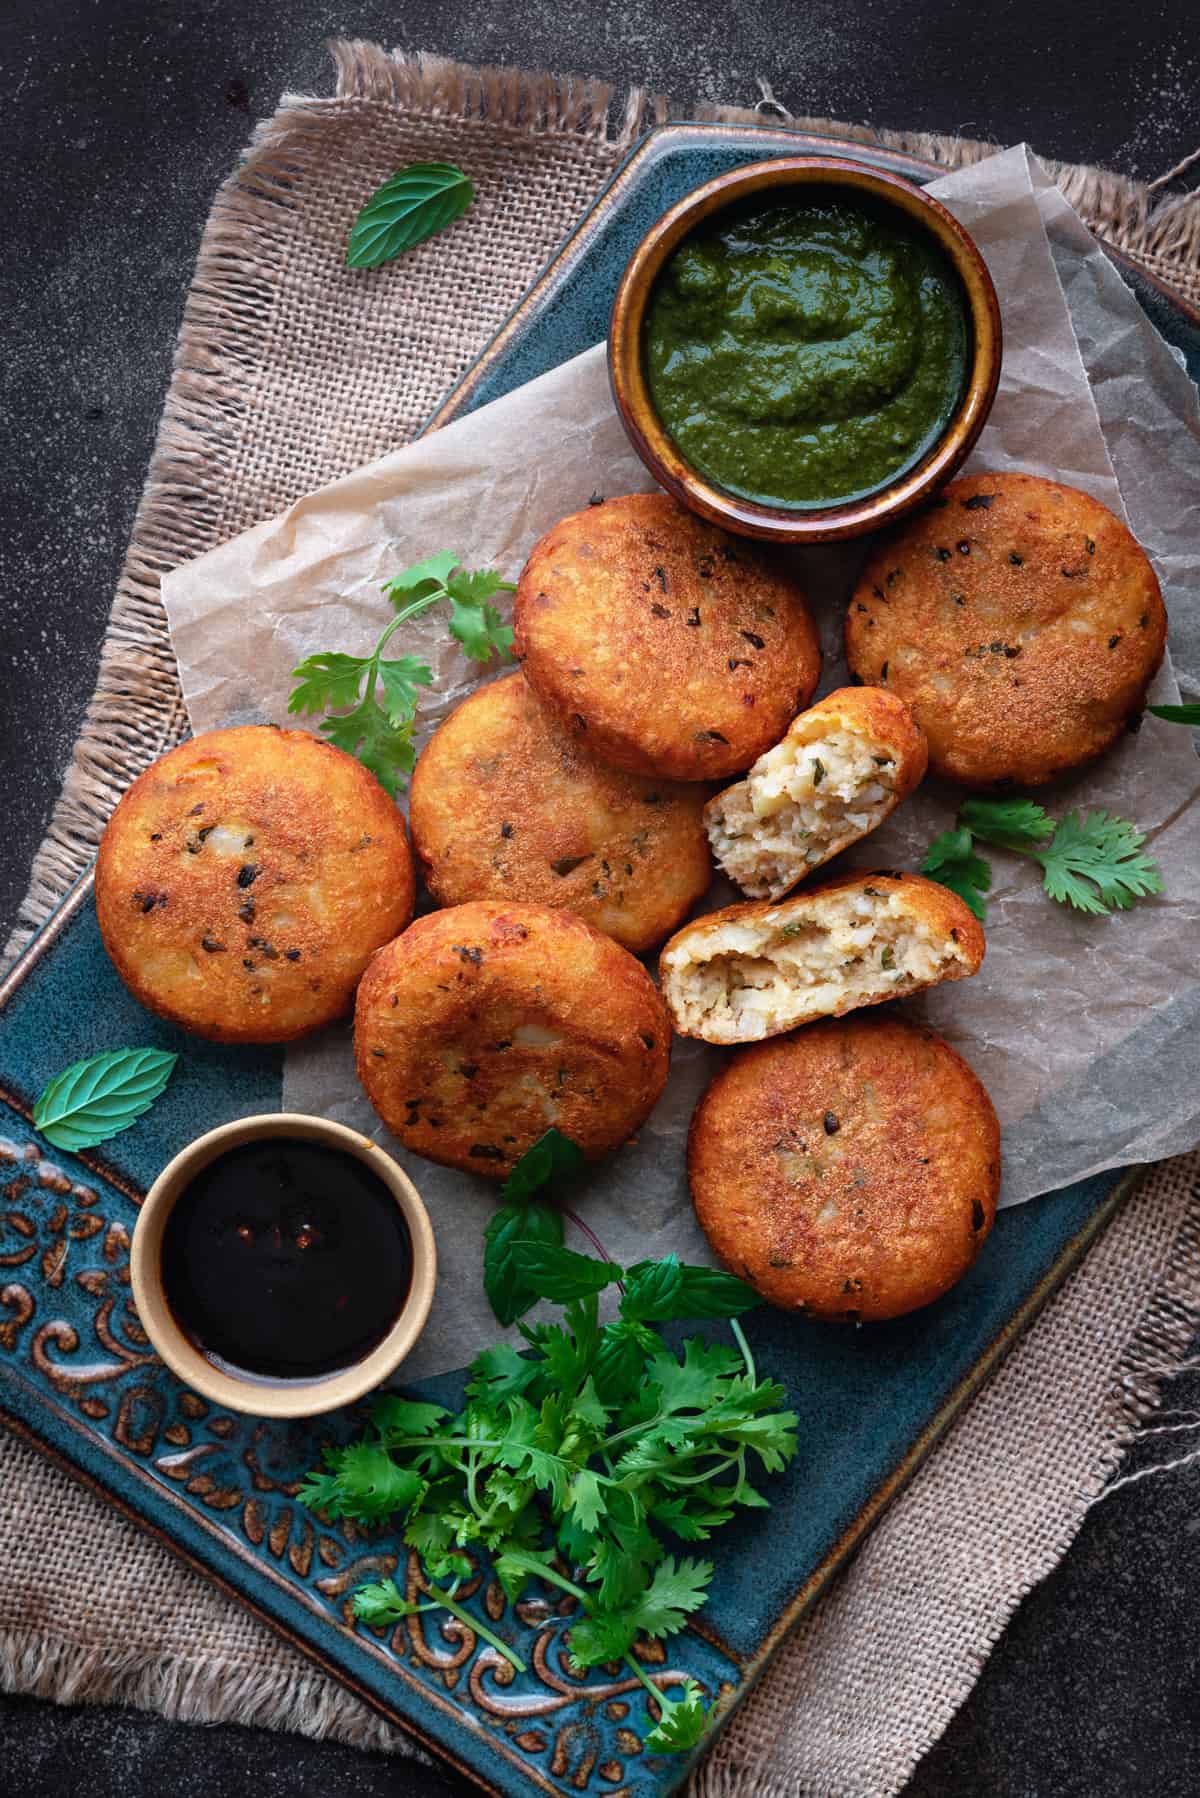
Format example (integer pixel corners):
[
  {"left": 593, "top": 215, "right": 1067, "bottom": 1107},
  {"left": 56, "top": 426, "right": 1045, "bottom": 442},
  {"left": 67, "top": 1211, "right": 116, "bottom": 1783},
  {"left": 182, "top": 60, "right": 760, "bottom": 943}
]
[{"left": 161, "top": 146, "right": 1200, "bottom": 1379}]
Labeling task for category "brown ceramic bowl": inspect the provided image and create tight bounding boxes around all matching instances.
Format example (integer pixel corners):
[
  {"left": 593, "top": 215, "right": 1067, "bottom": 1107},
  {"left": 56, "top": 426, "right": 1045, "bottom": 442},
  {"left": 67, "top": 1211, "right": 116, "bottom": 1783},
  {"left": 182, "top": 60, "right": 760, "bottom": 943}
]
[
  {"left": 609, "top": 156, "right": 1001, "bottom": 543},
  {"left": 130, "top": 1113, "right": 436, "bottom": 1419}
]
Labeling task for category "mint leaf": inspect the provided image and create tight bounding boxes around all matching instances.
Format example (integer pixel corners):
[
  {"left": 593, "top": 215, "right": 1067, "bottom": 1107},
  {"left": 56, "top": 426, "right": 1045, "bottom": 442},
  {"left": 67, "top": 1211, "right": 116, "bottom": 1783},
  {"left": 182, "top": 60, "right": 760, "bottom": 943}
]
[
  {"left": 484, "top": 1200, "right": 565, "bottom": 1325},
  {"left": 507, "top": 1242, "right": 623, "bottom": 1304},
  {"left": 33, "top": 1047, "right": 178, "bottom": 1153},
  {"left": 622, "top": 1256, "right": 759, "bottom": 1322},
  {"left": 501, "top": 1128, "right": 586, "bottom": 1203},
  {"left": 346, "top": 163, "right": 474, "bottom": 270}
]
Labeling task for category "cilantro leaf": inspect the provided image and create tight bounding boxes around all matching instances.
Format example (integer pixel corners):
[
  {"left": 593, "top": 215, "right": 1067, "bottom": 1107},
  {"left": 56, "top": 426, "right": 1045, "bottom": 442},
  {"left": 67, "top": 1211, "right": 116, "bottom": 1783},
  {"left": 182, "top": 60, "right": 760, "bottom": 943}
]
[
  {"left": 376, "top": 656, "right": 433, "bottom": 723},
  {"left": 568, "top": 1557, "right": 712, "bottom": 1670},
  {"left": 382, "top": 549, "right": 461, "bottom": 600},
  {"left": 922, "top": 795, "right": 1161, "bottom": 923},
  {"left": 1035, "top": 809, "right": 1164, "bottom": 914},
  {"left": 919, "top": 824, "right": 992, "bottom": 920},
  {"left": 566, "top": 1468, "right": 607, "bottom": 1534},
  {"left": 644, "top": 1678, "right": 710, "bottom": 1753},
  {"left": 289, "top": 550, "right": 513, "bottom": 795},
  {"left": 288, "top": 650, "right": 372, "bottom": 716},
  {"left": 501, "top": 1128, "right": 586, "bottom": 1203},
  {"left": 446, "top": 582, "right": 517, "bottom": 661},
  {"left": 371, "top": 1397, "right": 449, "bottom": 1438},
  {"left": 294, "top": 1466, "right": 345, "bottom": 1518},
  {"left": 351, "top": 1578, "right": 424, "bottom": 1625},
  {"left": 330, "top": 1443, "right": 426, "bottom": 1521},
  {"left": 466, "top": 1342, "right": 539, "bottom": 1400},
  {"left": 483, "top": 1200, "right": 564, "bottom": 1326},
  {"left": 315, "top": 692, "right": 417, "bottom": 799},
  {"left": 1147, "top": 701, "right": 1200, "bottom": 725},
  {"left": 959, "top": 796, "right": 1054, "bottom": 852}
]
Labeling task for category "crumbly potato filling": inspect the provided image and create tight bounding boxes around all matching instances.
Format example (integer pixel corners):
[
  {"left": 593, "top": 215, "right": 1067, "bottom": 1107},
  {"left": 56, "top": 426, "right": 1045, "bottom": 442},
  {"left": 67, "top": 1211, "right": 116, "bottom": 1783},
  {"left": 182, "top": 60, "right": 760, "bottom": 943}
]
[
  {"left": 706, "top": 728, "right": 897, "bottom": 899},
  {"left": 662, "top": 887, "right": 968, "bottom": 1041}
]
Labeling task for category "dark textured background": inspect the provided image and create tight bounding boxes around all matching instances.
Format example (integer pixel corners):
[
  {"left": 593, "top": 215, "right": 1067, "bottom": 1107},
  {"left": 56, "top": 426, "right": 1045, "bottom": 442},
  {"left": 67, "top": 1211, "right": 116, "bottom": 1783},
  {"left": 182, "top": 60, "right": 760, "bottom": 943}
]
[{"left": 3, "top": 2, "right": 1199, "bottom": 1793}]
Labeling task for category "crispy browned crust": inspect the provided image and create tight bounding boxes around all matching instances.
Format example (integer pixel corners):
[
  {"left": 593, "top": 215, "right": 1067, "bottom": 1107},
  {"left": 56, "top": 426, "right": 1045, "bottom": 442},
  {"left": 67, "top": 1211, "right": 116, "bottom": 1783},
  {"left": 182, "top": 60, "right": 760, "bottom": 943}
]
[
  {"left": 513, "top": 492, "right": 821, "bottom": 780},
  {"left": 845, "top": 471, "right": 1166, "bottom": 787},
  {"left": 659, "top": 870, "right": 985, "bottom": 1042},
  {"left": 95, "top": 726, "right": 414, "bottom": 1043},
  {"left": 777, "top": 685, "right": 929, "bottom": 799},
  {"left": 409, "top": 672, "right": 712, "bottom": 953},
  {"left": 354, "top": 901, "right": 671, "bottom": 1179},
  {"left": 688, "top": 1013, "right": 1001, "bottom": 1321}
]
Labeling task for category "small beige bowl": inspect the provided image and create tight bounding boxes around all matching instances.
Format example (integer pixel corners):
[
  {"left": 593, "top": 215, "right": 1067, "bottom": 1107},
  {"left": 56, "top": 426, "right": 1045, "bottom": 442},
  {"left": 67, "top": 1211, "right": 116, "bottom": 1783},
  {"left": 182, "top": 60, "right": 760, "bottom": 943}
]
[{"left": 130, "top": 1112, "right": 436, "bottom": 1419}]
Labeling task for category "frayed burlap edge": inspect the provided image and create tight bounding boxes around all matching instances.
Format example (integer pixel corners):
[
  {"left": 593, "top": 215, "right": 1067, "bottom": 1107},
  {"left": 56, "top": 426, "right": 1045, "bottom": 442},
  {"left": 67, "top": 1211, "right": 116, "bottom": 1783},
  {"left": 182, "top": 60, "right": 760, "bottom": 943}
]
[
  {"left": 5, "top": 39, "right": 1197, "bottom": 970},
  {"left": 0, "top": 1624, "right": 418, "bottom": 1758}
]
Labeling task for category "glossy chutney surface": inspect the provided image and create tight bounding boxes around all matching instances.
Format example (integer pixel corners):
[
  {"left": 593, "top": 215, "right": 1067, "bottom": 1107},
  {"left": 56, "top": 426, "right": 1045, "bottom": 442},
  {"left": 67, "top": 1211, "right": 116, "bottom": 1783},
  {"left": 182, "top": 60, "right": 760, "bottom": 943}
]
[
  {"left": 643, "top": 195, "right": 969, "bottom": 508},
  {"left": 161, "top": 1136, "right": 412, "bottom": 1380}
]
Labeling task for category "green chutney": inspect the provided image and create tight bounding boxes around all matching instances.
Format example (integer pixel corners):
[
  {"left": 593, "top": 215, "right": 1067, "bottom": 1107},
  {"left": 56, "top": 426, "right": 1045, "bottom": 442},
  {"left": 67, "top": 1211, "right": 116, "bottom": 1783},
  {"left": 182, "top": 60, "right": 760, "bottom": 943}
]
[{"left": 643, "top": 196, "right": 969, "bottom": 508}]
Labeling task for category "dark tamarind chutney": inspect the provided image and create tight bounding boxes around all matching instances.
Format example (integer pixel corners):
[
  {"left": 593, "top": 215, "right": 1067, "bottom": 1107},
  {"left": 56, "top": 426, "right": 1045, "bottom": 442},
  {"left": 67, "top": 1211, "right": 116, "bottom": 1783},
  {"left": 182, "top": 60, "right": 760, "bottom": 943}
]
[{"left": 161, "top": 1136, "right": 412, "bottom": 1381}]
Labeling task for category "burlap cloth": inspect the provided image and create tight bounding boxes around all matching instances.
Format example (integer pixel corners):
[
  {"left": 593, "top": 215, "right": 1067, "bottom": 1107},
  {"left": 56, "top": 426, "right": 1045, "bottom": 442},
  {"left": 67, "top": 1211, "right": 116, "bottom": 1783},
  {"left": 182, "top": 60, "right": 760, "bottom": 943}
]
[{"left": 4, "top": 42, "right": 1199, "bottom": 1797}]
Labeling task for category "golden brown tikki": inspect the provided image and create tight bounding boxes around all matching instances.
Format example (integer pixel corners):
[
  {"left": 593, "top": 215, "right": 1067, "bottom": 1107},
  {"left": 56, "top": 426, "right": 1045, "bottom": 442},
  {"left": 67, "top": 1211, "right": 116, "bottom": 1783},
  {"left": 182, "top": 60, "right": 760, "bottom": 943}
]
[
  {"left": 846, "top": 472, "right": 1166, "bottom": 787},
  {"left": 688, "top": 1013, "right": 1001, "bottom": 1321},
  {"left": 660, "top": 871, "right": 983, "bottom": 1045},
  {"left": 704, "top": 685, "right": 928, "bottom": 900},
  {"left": 409, "top": 672, "right": 712, "bottom": 954},
  {"left": 355, "top": 901, "right": 670, "bottom": 1178},
  {"left": 513, "top": 492, "right": 821, "bottom": 781},
  {"left": 95, "top": 726, "right": 414, "bottom": 1043}
]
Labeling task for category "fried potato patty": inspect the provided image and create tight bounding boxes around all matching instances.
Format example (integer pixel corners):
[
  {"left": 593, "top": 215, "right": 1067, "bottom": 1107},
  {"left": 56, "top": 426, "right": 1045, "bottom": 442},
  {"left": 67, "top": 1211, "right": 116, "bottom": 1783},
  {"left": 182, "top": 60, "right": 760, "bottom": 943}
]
[
  {"left": 660, "top": 871, "right": 982, "bottom": 1044},
  {"left": 409, "top": 672, "right": 712, "bottom": 953},
  {"left": 513, "top": 492, "right": 821, "bottom": 780},
  {"left": 704, "top": 686, "right": 927, "bottom": 900},
  {"left": 845, "top": 472, "right": 1166, "bottom": 787},
  {"left": 689, "top": 1014, "right": 1000, "bottom": 1321},
  {"left": 355, "top": 902, "right": 670, "bottom": 1178},
  {"left": 95, "top": 726, "right": 414, "bottom": 1043}
]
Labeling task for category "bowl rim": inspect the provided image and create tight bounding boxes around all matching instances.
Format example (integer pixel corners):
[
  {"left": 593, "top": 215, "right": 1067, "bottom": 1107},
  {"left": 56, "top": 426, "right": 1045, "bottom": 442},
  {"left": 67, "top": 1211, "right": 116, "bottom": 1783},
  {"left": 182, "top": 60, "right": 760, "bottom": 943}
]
[
  {"left": 129, "top": 1111, "right": 437, "bottom": 1419},
  {"left": 608, "top": 154, "right": 1002, "bottom": 543}
]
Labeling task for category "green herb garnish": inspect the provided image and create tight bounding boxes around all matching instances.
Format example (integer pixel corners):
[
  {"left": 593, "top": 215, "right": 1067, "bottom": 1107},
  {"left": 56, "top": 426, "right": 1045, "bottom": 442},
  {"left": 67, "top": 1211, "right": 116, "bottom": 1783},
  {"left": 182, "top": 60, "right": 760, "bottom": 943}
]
[
  {"left": 346, "top": 163, "right": 474, "bottom": 269},
  {"left": 921, "top": 797, "right": 1162, "bottom": 920},
  {"left": 288, "top": 551, "right": 514, "bottom": 797},
  {"left": 32, "top": 1047, "right": 178, "bottom": 1152},
  {"left": 301, "top": 1134, "right": 791, "bottom": 1755},
  {"left": 1147, "top": 702, "right": 1200, "bottom": 726}
]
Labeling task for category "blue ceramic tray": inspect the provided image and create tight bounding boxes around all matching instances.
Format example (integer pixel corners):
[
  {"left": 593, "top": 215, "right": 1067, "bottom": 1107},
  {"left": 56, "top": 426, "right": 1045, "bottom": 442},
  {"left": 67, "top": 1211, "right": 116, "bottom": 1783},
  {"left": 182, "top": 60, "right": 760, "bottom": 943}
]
[{"left": 2, "top": 122, "right": 1197, "bottom": 1798}]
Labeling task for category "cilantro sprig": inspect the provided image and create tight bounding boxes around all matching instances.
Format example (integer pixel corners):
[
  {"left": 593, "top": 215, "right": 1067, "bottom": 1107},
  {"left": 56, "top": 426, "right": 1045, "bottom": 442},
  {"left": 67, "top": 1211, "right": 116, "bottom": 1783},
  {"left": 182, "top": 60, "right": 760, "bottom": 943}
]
[
  {"left": 300, "top": 1133, "right": 791, "bottom": 1755},
  {"left": 288, "top": 551, "right": 515, "bottom": 797},
  {"left": 921, "top": 796, "right": 1163, "bottom": 920}
]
